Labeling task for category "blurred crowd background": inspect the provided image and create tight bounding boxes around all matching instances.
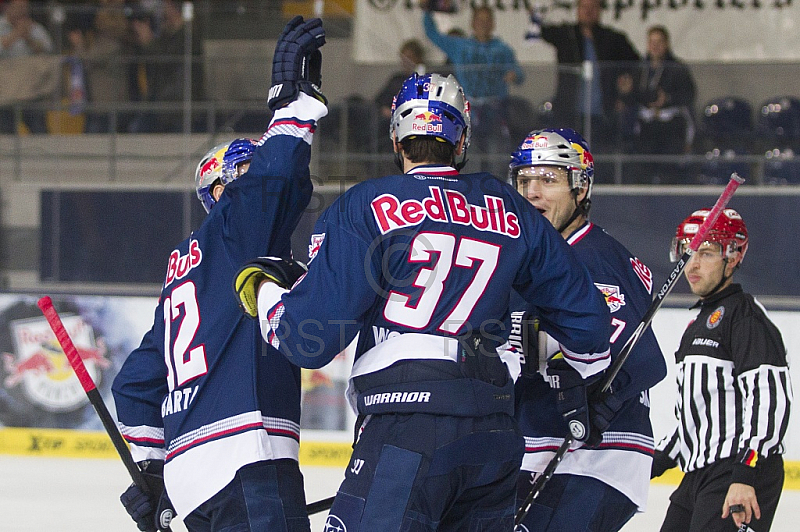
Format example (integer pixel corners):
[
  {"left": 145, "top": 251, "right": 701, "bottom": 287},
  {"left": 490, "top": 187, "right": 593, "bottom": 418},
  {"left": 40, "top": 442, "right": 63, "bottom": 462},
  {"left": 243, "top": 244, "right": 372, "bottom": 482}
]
[{"left": 1, "top": 0, "right": 799, "bottom": 294}]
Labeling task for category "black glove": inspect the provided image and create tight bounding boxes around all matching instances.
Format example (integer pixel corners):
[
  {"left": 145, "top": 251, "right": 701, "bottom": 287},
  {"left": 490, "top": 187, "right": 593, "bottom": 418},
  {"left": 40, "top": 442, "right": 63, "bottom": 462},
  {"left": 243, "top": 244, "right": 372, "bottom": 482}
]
[
  {"left": 587, "top": 385, "right": 625, "bottom": 436},
  {"left": 234, "top": 257, "right": 308, "bottom": 318},
  {"left": 268, "top": 16, "right": 326, "bottom": 111},
  {"left": 119, "top": 460, "right": 175, "bottom": 532},
  {"left": 651, "top": 449, "right": 678, "bottom": 479},
  {"left": 546, "top": 353, "right": 602, "bottom": 446}
]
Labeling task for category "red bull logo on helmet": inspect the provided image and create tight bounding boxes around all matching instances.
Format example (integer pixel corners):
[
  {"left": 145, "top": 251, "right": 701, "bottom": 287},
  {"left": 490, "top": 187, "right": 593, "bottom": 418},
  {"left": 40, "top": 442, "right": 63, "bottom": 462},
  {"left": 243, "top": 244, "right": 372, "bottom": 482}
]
[
  {"left": 411, "top": 111, "right": 444, "bottom": 134},
  {"left": 520, "top": 134, "right": 549, "bottom": 150},
  {"left": 3, "top": 314, "right": 107, "bottom": 412},
  {"left": 571, "top": 142, "right": 594, "bottom": 170},
  {"left": 200, "top": 156, "right": 221, "bottom": 179}
]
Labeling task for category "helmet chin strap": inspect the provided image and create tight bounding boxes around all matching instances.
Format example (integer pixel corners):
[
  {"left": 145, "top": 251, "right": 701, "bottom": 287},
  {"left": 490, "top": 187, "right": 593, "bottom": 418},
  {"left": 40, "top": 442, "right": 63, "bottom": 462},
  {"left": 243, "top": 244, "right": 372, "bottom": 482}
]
[
  {"left": 556, "top": 192, "right": 589, "bottom": 234},
  {"left": 454, "top": 152, "right": 468, "bottom": 171},
  {"left": 705, "top": 255, "right": 740, "bottom": 298}
]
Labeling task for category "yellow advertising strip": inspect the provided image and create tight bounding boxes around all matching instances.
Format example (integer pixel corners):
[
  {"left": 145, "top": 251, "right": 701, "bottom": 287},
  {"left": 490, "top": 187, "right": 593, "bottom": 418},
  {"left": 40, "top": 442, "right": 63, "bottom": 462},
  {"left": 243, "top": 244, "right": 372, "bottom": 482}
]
[
  {"left": 0, "top": 427, "right": 354, "bottom": 467},
  {"left": 1, "top": 427, "right": 798, "bottom": 490},
  {"left": 0, "top": 427, "right": 120, "bottom": 459}
]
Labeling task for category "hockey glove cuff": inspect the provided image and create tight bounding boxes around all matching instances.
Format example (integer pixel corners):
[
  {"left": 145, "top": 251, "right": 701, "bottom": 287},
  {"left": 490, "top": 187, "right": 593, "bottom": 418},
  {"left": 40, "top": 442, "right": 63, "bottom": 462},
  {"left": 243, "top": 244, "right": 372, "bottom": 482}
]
[
  {"left": 547, "top": 352, "right": 602, "bottom": 446},
  {"left": 234, "top": 257, "right": 307, "bottom": 318}
]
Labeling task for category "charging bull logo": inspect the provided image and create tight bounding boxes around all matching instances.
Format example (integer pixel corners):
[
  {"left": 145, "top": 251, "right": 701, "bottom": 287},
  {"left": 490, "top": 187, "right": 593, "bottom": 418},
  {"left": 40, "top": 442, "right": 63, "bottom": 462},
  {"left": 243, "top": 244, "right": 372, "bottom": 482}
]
[
  {"left": 595, "top": 283, "right": 626, "bottom": 313},
  {"left": 200, "top": 156, "right": 221, "bottom": 179},
  {"left": 2, "top": 315, "right": 107, "bottom": 412},
  {"left": 411, "top": 111, "right": 443, "bottom": 134},
  {"left": 571, "top": 142, "right": 594, "bottom": 171}
]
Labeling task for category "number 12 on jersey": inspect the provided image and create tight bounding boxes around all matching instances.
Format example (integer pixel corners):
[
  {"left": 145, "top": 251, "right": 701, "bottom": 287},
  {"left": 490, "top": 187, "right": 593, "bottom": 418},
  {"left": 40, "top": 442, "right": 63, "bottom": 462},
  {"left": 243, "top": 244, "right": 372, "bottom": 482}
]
[{"left": 163, "top": 281, "right": 208, "bottom": 391}]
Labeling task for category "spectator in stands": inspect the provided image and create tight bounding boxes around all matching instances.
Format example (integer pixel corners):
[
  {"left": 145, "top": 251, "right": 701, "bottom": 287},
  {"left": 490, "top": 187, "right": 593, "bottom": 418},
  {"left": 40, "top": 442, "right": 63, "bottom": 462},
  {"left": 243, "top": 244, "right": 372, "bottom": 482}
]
[
  {"left": 615, "top": 25, "right": 696, "bottom": 183},
  {"left": 70, "top": 0, "right": 133, "bottom": 133},
  {"left": 374, "top": 39, "right": 427, "bottom": 120},
  {"left": 128, "top": 0, "right": 203, "bottom": 133},
  {"left": 526, "top": 0, "right": 639, "bottom": 152},
  {"left": 634, "top": 26, "right": 696, "bottom": 156},
  {"left": 0, "top": 0, "right": 51, "bottom": 57},
  {"left": 422, "top": 2, "right": 524, "bottom": 165},
  {"left": 0, "top": 0, "right": 52, "bottom": 133}
]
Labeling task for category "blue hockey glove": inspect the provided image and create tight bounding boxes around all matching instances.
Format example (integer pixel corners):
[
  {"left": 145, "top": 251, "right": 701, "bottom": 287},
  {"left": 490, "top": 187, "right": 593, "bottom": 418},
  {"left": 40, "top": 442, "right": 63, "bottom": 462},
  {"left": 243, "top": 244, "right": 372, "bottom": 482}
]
[
  {"left": 234, "top": 257, "right": 308, "bottom": 318},
  {"left": 546, "top": 353, "right": 602, "bottom": 446},
  {"left": 268, "top": 16, "right": 326, "bottom": 111},
  {"left": 119, "top": 460, "right": 175, "bottom": 532}
]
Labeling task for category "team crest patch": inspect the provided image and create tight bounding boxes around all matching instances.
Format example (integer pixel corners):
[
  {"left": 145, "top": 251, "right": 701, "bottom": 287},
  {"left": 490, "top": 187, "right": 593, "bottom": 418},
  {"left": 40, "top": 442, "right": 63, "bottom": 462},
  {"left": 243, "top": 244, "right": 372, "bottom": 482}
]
[
  {"left": 308, "top": 233, "right": 325, "bottom": 263},
  {"left": 706, "top": 306, "right": 725, "bottom": 329},
  {"left": 595, "top": 283, "right": 626, "bottom": 313}
]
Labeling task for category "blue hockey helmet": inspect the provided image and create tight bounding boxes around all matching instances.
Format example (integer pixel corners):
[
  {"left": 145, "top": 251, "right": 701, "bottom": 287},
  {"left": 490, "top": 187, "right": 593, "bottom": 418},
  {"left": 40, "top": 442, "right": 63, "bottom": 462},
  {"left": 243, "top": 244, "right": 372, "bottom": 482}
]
[
  {"left": 195, "top": 141, "right": 230, "bottom": 213},
  {"left": 221, "top": 138, "right": 258, "bottom": 185},
  {"left": 390, "top": 73, "right": 471, "bottom": 150},
  {"left": 509, "top": 128, "right": 594, "bottom": 208}
]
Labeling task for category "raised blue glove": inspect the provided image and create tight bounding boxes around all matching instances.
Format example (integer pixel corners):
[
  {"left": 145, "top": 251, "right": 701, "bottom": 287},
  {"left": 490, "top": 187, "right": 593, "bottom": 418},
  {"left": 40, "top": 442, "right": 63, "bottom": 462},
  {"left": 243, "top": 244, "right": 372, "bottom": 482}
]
[
  {"left": 119, "top": 460, "right": 175, "bottom": 532},
  {"left": 546, "top": 353, "right": 602, "bottom": 446},
  {"left": 268, "top": 16, "right": 326, "bottom": 111},
  {"left": 233, "top": 257, "right": 308, "bottom": 317}
]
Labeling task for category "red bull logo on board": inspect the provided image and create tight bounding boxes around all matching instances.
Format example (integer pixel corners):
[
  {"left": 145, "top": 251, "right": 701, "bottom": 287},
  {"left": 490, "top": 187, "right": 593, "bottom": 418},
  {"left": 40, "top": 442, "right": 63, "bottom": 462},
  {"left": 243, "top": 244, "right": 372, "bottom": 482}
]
[{"left": 2, "top": 314, "right": 107, "bottom": 412}]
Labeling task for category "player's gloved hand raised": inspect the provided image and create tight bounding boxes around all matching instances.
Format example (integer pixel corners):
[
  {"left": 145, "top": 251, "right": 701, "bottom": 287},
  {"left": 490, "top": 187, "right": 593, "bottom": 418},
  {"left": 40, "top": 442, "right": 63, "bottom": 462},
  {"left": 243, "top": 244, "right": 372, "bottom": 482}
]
[
  {"left": 268, "top": 15, "right": 326, "bottom": 111},
  {"left": 119, "top": 460, "right": 176, "bottom": 532},
  {"left": 546, "top": 353, "right": 602, "bottom": 446},
  {"left": 234, "top": 257, "right": 308, "bottom": 318}
]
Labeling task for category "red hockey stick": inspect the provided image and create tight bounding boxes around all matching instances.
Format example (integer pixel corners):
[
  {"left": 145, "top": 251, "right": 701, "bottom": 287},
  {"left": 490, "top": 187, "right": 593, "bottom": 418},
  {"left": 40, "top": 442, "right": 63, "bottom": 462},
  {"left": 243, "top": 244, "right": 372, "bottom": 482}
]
[
  {"left": 37, "top": 296, "right": 172, "bottom": 531},
  {"left": 515, "top": 173, "right": 746, "bottom": 527}
]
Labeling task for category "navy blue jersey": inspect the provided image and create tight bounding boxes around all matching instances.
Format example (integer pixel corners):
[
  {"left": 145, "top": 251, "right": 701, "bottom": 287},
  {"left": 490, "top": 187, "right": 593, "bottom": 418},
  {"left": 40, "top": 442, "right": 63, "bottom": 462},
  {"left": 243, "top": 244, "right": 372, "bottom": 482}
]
[
  {"left": 514, "top": 221, "right": 667, "bottom": 511},
  {"left": 111, "top": 95, "right": 325, "bottom": 515},
  {"left": 257, "top": 165, "right": 610, "bottom": 410}
]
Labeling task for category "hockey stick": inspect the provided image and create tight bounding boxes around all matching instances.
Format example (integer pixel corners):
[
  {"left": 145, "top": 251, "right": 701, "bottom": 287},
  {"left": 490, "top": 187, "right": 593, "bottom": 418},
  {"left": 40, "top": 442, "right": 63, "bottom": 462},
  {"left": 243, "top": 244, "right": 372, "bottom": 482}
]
[
  {"left": 515, "top": 173, "right": 746, "bottom": 527},
  {"left": 307, "top": 495, "right": 336, "bottom": 515},
  {"left": 37, "top": 296, "right": 172, "bottom": 532}
]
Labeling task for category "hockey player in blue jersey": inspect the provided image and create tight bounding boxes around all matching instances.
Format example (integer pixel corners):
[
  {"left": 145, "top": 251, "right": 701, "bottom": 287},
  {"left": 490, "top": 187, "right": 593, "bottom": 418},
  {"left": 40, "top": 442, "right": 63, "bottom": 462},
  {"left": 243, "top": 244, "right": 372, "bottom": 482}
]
[
  {"left": 233, "top": 73, "right": 611, "bottom": 531},
  {"left": 111, "top": 16, "right": 327, "bottom": 532},
  {"left": 508, "top": 128, "right": 667, "bottom": 531}
]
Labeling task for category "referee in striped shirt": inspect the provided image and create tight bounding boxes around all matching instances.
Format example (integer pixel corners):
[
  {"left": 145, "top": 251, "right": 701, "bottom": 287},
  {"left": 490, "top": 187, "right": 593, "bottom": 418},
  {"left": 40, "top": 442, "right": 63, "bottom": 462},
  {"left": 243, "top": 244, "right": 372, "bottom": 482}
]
[{"left": 652, "top": 208, "right": 792, "bottom": 531}]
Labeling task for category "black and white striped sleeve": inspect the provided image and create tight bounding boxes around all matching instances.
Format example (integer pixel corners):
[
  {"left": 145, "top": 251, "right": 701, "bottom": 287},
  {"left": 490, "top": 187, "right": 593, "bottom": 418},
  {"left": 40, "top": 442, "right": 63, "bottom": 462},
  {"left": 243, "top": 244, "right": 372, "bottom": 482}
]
[{"left": 730, "top": 303, "right": 793, "bottom": 485}]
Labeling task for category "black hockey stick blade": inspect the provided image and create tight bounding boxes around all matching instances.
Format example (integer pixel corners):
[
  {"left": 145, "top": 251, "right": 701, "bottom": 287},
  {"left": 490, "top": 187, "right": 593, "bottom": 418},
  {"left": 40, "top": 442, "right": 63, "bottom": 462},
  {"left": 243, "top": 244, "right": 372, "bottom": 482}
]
[{"left": 514, "top": 173, "right": 745, "bottom": 527}]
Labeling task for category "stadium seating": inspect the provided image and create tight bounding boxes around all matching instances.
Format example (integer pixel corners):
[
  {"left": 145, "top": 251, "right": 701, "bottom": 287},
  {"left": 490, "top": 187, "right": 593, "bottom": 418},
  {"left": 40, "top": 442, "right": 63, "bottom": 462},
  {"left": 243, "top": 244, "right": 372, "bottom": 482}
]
[{"left": 757, "top": 96, "right": 800, "bottom": 184}]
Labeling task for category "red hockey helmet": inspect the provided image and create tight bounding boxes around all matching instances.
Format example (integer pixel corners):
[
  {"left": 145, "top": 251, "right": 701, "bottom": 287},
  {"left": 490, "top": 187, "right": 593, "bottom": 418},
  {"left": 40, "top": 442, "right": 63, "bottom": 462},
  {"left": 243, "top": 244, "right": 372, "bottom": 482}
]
[{"left": 670, "top": 208, "right": 748, "bottom": 262}]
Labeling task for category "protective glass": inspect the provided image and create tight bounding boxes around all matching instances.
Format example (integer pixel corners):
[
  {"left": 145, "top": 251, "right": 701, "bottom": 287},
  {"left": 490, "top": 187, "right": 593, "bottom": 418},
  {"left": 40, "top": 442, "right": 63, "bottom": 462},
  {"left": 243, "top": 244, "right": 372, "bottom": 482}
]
[{"left": 515, "top": 166, "right": 570, "bottom": 196}]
